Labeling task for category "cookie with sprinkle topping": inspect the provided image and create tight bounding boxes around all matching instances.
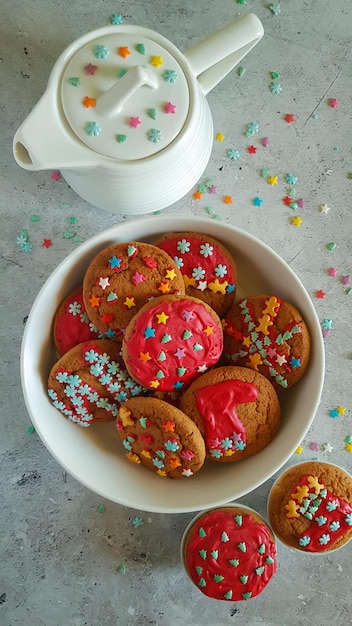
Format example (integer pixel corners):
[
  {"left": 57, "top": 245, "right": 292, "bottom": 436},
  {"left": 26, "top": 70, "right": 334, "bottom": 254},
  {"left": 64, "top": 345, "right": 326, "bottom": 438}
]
[
  {"left": 222, "top": 294, "right": 311, "bottom": 389},
  {"left": 179, "top": 365, "right": 280, "bottom": 462},
  {"left": 82, "top": 241, "right": 185, "bottom": 337},
  {"left": 122, "top": 294, "right": 223, "bottom": 392},
  {"left": 47, "top": 339, "right": 148, "bottom": 427},
  {"left": 116, "top": 396, "right": 206, "bottom": 478},
  {"left": 155, "top": 232, "right": 237, "bottom": 317}
]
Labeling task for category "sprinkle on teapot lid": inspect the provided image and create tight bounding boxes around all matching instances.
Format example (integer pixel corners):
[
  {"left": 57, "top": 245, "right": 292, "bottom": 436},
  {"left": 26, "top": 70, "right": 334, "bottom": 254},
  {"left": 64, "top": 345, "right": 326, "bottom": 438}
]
[{"left": 61, "top": 32, "right": 190, "bottom": 160}]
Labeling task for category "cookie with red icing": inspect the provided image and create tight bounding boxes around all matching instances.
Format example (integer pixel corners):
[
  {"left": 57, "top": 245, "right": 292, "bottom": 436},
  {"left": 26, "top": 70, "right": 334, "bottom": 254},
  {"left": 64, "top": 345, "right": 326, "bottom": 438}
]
[
  {"left": 181, "top": 506, "right": 277, "bottom": 601},
  {"left": 268, "top": 461, "right": 352, "bottom": 552},
  {"left": 122, "top": 294, "right": 223, "bottom": 392},
  {"left": 47, "top": 339, "right": 148, "bottom": 426},
  {"left": 179, "top": 365, "right": 280, "bottom": 462},
  {"left": 156, "top": 232, "right": 236, "bottom": 317},
  {"left": 53, "top": 288, "right": 104, "bottom": 356},
  {"left": 222, "top": 294, "right": 311, "bottom": 390},
  {"left": 116, "top": 396, "right": 206, "bottom": 478},
  {"left": 82, "top": 241, "right": 185, "bottom": 338}
]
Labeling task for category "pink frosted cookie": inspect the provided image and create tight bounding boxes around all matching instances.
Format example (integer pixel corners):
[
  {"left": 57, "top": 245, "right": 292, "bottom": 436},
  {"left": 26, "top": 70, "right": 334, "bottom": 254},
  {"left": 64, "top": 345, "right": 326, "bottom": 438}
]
[
  {"left": 156, "top": 232, "right": 237, "bottom": 317},
  {"left": 181, "top": 506, "right": 277, "bottom": 601},
  {"left": 82, "top": 241, "right": 184, "bottom": 338},
  {"left": 53, "top": 288, "right": 103, "bottom": 356},
  {"left": 122, "top": 295, "right": 223, "bottom": 392},
  {"left": 47, "top": 339, "right": 148, "bottom": 426}
]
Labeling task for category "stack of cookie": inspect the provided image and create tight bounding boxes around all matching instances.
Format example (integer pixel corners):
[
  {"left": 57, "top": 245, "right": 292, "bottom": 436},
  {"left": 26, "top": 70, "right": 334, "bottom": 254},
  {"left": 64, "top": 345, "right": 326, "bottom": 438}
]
[{"left": 48, "top": 232, "right": 311, "bottom": 479}]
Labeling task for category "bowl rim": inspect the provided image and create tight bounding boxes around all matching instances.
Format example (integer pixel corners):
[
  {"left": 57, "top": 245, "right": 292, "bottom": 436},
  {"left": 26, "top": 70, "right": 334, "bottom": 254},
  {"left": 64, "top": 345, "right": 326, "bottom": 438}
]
[{"left": 20, "top": 214, "right": 325, "bottom": 513}]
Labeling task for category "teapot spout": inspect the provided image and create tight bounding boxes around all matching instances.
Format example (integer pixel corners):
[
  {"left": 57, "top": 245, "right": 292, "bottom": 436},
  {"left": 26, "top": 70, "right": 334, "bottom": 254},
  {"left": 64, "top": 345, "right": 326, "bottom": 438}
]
[
  {"left": 13, "top": 91, "right": 97, "bottom": 172},
  {"left": 184, "top": 13, "right": 264, "bottom": 95}
]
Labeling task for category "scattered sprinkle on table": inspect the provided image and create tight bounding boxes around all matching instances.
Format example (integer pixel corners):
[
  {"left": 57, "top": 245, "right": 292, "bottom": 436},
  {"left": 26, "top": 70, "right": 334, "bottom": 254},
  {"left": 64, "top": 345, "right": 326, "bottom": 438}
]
[
  {"left": 228, "top": 148, "right": 240, "bottom": 160},
  {"left": 97, "top": 504, "right": 105, "bottom": 514},
  {"left": 237, "top": 66, "right": 246, "bottom": 77},
  {"left": 284, "top": 113, "right": 295, "bottom": 123},
  {"left": 110, "top": 14, "right": 123, "bottom": 25},
  {"left": 326, "top": 242, "right": 337, "bottom": 251},
  {"left": 320, "top": 204, "right": 331, "bottom": 213},
  {"left": 216, "top": 132, "right": 225, "bottom": 141},
  {"left": 247, "top": 145, "right": 257, "bottom": 154},
  {"left": 328, "top": 98, "right": 339, "bottom": 108},
  {"left": 116, "top": 564, "right": 126, "bottom": 575},
  {"left": 42, "top": 239, "right": 52, "bottom": 249},
  {"left": 261, "top": 137, "right": 270, "bottom": 147},
  {"left": 253, "top": 197, "right": 263, "bottom": 206},
  {"left": 322, "top": 443, "right": 333, "bottom": 453},
  {"left": 268, "top": 175, "right": 278, "bottom": 185},
  {"left": 223, "top": 195, "right": 233, "bottom": 205},
  {"left": 51, "top": 171, "right": 61, "bottom": 181},
  {"left": 291, "top": 216, "right": 302, "bottom": 227},
  {"left": 328, "top": 267, "right": 338, "bottom": 277},
  {"left": 316, "top": 290, "right": 326, "bottom": 299},
  {"left": 295, "top": 445, "right": 304, "bottom": 454},
  {"left": 132, "top": 516, "right": 144, "bottom": 528}
]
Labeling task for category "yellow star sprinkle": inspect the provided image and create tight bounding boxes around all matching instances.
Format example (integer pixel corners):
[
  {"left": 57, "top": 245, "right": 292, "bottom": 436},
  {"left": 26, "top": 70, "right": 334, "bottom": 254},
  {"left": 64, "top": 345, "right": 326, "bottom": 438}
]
[
  {"left": 151, "top": 55, "right": 163, "bottom": 67},
  {"left": 224, "top": 449, "right": 235, "bottom": 456},
  {"left": 268, "top": 175, "right": 278, "bottom": 185},
  {"left": 208, "top": 279, "right": 227, "bottom": 294},
  {"left": 345, "top": 443, "right": 352, "bottom": 452},
  {"left": 156, "top": 312, "right": 169, "bottom": 324},
  {"left": 150, "top": 380, "right": 160, "bottom": 389},
  {"left": 337, "top": 406, "right": 346, "bottom": 415},
  {"left": 216, "top": 132, "right": 225, "bottom": 142},
  {"left": 295, "top": 445, "right": 304, "bottom": 454},
  {"left": 165, "top": 268, "right": 176, "bottom": 280},
  {"left": 124, "top": 296, "right": 136, "bottom": 308},
  {"left": 291, "top": 216, "right": 302, "bottom": 227},
  {"left": 242, "top": 335, "right": 252, "bottom": 348}
]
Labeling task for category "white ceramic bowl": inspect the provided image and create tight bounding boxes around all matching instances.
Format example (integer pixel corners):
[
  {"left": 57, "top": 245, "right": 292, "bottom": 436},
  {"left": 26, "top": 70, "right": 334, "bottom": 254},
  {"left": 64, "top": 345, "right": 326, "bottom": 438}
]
[{"left": 21, "top": 215, "right": 325, "bottom": 513}]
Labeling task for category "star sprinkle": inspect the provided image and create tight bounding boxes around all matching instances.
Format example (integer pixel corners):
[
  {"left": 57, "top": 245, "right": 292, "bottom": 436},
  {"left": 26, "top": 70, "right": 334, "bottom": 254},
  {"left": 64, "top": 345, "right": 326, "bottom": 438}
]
[
  {"left": 253, "top": 197, "right": 263, "bottom": 206},
  {"left": 329, "top": 98, "right": 339, "bottom": 108},
  {"left": 247, "top": 145, "right": 257, "bottom": 154},
  {"left": 42, "top": 239, "right": 52, "bottom": 248},
  {"left": 118, "top": 46, "right": 131, "bottom": 58},
  {"left": 337, "top": 406, "right": 346, "bottom": 415},
  {"left": 328, "top": 267, "right": 338, "bottom": 277},
  {"left": 164, "top": 101, "right": 176, "bottom": 114},
  {"left": 83, "top": 96, "right": 96, "bottom": 108},
  {"left": 151, "top": 55, "right": 163, "bottom": 67},
  {"left": 320, "top": 204, "right": 331, "bottom": 214},
  {"left": 223, "top": 195, "right": 233, "bottom": 205},
  {"left": 291, "top": 216, "right": 302, "bottom": 226},
  {"left": 322, "top": 443, "right": 333, "bottom": 453},
  {"left": 295, "top": 445, "right": 304, "bottom": 455},
  {"left": 216, "top": 132, "right": 225, "bottom": 141},
  {"left": 284, "top": 113, "right": 295, "bottom": 123},
  {"left": 129, "top": 116, "right": 141, "bottom": 129},
  {"left": 51, "top": 171, "right": 61, "bottom": 181},
  {"left": 261, "top": 137, "right": 270, "bottom": 147},
  {"left": 316, "top": 290, "right": 326, "bottom": 299},
  {"left": 309, "top": 442, "right": 320, "bottom": 452},
  {"left": 84, "top": 63, "right": 97, "bottom": 75},
  {"left": 193, "top": 190, "right": 202, "bottom": 200},
  {"left": 268, "top": 175, "right": 278, "bottom": 185}
]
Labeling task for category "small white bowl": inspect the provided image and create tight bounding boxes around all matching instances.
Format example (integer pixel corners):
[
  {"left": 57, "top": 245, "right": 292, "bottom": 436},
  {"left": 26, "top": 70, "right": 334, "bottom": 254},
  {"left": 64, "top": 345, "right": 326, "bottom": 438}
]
[{"left": 21, "top": 215, "right": 325, "bottom": 513}]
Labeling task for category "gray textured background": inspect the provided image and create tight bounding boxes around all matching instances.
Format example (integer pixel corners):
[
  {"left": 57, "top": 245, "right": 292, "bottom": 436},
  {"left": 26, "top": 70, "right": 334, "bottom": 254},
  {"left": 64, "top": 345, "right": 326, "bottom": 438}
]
[{"left": 1, "top": 1, "right": 351, "bottom": 625}]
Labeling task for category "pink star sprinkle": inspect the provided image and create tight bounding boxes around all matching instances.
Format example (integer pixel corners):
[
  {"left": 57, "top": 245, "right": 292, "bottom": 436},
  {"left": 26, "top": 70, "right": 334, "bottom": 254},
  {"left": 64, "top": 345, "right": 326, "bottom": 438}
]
[
  {"left": 208, "top": 185, "right": 218, "bottom": 194},
  {"left": 51, "top": 171, "right": 61, "bottom": 181},
  {"left": 342, "top": 275, "right": 351, "bottom": 285},
  {"left": 84, "top": 63, "right": 98, "bottom": 76},
  {"left": 309, "top": 442, "right": 320, "bottom": 452},
  {"left": 329, "top": 98, "right": 339, "bottom": 108},
  {"left": 328, "top": 267, "right": 338, "bottom": 277},
  {"left": 132, "top": 271, "right": 146, "bottom": 285},
  {"left": 174, "top": 347, "right": 186, "bottom": 359},
  {"left": 182, "top": 310, "right": 195, "bottom": 322},
  {"left": 165, "top": 101, "right": 176, "bottom": 114},
  {"left": 129, "top": 116, "right": 141, "bottom": 129},
  {"left": 181, "top": 450, "right": 194, "bottom": 461},
  {"left": 261, "top": 137, "right": 270, "bottom": 147}
]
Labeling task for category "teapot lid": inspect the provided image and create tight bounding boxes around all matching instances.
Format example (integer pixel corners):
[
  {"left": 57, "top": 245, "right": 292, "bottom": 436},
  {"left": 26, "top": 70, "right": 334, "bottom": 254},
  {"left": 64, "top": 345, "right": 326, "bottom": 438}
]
[{"left": 61, "top": 31, "right": 190, "bottom": 160}]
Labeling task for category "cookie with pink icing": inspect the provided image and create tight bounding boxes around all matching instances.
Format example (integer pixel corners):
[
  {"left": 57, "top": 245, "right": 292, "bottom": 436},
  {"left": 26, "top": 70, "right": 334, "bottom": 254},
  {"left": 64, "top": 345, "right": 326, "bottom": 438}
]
[
  {"left": 182, "top": 506, "right": 277, "bottom": 601},
  {"left": 116, "top": 396, "right": 206, "bottom": 478},
  {"left": 122, "top": 294, "right": 223, "bottom": 392},
  {"left": 53, "top": 288, "right": 103, "bottom": 356},
  {"left": 268, "top": 461, "right": 352, "bottom": 552},
  {"left": 47, "top": 339, "right": 148, "bottom": 427},
  {"left": 179, "top": 365, "right": 280, "bottom": 462},
  {"left": 156, "top": 232, "right": 237, "bottom": 317}
]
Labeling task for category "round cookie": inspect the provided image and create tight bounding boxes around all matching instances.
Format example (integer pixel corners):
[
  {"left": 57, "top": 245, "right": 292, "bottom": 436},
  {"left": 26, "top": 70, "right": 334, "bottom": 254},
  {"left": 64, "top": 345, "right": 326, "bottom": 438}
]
[
  {"left": 82, "top": 241, "right": 185, "bottom": 337},
  {"left": 179, "top": 365, "right": 280, "bottom": 462},
  {"left": 268, "top": 461, "right": 352, "bottom": 553},
  {"left": 53, "top": 288, "right": 104, "bottom": 356},
  {"left": 48, "top": 339, "right": 148, "bottom": 427},
  {"left": 116, "top": 396, "right": 206, "bottom": 478},
  {"left": 181, "top": 506, "right": 277, "bottom": 601},
  {"left": 222, "top": 294, "right": 311, "bottom": 390},
  {"left": 156, "top": 232, "right": 237, "bottom": 317},
  {"left": 122, "top": 294, "right": 223, "bottom": 392}
]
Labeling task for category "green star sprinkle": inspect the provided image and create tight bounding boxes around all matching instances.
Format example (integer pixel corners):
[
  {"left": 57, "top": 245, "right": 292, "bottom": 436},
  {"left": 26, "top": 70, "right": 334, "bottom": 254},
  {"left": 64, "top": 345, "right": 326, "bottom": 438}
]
[{"left": 31, "top": 215, "right": 41, "bottom": 222}]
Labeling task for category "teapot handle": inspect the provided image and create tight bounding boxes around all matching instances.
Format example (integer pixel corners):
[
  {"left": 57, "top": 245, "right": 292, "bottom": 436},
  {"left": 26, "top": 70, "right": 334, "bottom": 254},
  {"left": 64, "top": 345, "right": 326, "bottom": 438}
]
[{"left": 183, "top": 13, "right": 264, "bottom": 95}]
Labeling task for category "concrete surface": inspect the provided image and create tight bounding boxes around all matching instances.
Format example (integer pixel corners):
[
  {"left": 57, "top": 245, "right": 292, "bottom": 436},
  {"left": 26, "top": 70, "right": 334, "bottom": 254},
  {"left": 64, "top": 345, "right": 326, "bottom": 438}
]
[{"left": 1, "top": 1, "right": 351, "bottom": 625}]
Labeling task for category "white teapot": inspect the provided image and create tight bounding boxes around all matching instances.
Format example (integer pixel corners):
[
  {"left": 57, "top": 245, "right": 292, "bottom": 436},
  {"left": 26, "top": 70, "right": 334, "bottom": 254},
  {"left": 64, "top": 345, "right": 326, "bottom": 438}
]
[{"left": 13, "top": 14, "right": 263, "bottom": 214}]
